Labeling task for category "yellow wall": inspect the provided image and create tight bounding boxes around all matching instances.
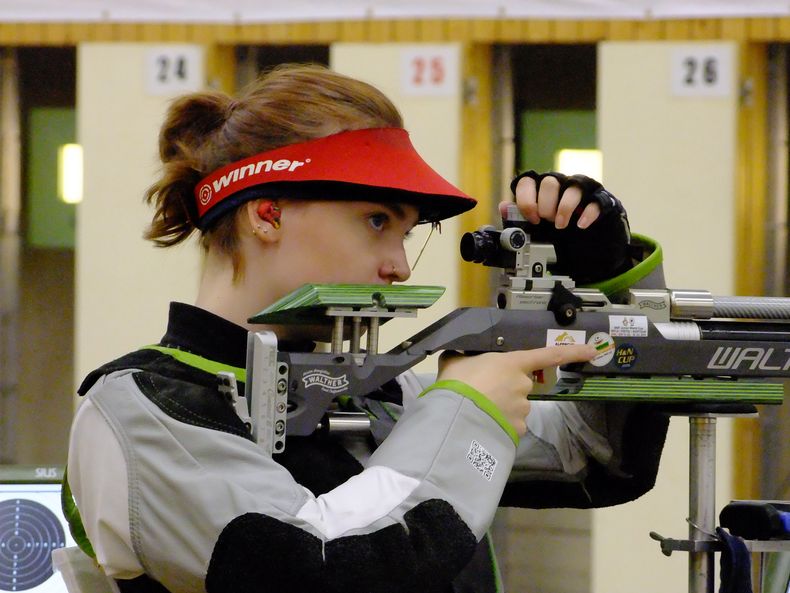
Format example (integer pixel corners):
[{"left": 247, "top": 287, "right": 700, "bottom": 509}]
[
  {"left": 599, "top": 42, "right": 736, "bottom": 291},
  {"left": 593, "top": 41, "right": 738, "bottom": 593},
  {"left": 331, "top": 43, "right": 463, "bottom": 357},
  {"left": 75, "top": 43, "right": 203, "bottom": 381},
  {"left": 75, "top": 42, "right": 465, "bottom": 376}
]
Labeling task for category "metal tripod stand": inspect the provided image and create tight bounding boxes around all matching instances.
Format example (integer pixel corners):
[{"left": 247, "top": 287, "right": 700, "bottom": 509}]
[{"left": 651, "top": 411, "right": 790, "bottom": 593}]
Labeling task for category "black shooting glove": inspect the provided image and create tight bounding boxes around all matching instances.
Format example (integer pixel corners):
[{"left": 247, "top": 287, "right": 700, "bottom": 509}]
[
  {"left": 510, "top": 170, "right": 632, "bottom": 284},
  {"left": 715, "top": 527, "right": 753, "bottom": 593}
]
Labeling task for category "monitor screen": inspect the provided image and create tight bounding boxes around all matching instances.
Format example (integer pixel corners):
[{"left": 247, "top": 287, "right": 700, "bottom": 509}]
[{"left": 0, "top": 466, "right": 72, "bottom": 593}]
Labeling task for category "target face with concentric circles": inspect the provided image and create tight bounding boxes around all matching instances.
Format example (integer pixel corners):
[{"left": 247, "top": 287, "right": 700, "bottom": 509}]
[{"left": 0, "top": 499, "right": 66, "bottom": 591}]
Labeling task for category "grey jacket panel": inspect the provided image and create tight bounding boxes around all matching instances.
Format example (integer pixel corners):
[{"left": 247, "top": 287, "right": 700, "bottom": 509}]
[
  {"left": 404, "top": 371, "right": 615, "bottom": 483},
  {"left": 85, "top": 370, "right": 515, "bottom": 593},
  {"left": 513, "top": 400, "right": 613, "bottom": 478},
  {"left": 370, "top": 389, "right": 516, "bottom": 539},
  {"left": 86, "top": 372, "right": 308, "bottom": 592}
]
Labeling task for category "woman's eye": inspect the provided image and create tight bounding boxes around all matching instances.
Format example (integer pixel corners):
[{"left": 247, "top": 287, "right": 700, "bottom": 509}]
[{"left": 368, "top": 213, "right": 389, "bottom": 231}]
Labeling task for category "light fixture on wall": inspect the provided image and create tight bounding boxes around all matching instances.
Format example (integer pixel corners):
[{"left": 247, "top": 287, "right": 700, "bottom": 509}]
[
  {"left": 57, "top": 143, "right": 83, "bottom": 204},
  {"left": 554, "top": 149, "right": 603, "bottom": 181}
]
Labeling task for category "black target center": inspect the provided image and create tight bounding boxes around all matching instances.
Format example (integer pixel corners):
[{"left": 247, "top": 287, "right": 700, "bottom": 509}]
[
  {"left": 6, "top": 535, "right": 26, "bottom": 554},
  {"left": 0, "top": 498, "right": 66, "bottom": 590}
]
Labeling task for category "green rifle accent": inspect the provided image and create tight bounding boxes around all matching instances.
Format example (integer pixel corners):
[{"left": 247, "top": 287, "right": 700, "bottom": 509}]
[
  {"left": 248, "top": 283, "right": 445, "bottom": 325},
  {"left": 530, "top": 377, "right": 784, "bottom": 404},
  {"left": 584, "top": 234, "right": 662, "bottom": 297}
]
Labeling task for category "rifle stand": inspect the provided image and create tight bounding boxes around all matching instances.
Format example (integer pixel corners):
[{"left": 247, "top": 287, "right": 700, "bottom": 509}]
[
  {"left": 650, "top": 407, "right": 790, "bottom": 593},
  {"left": 688, "top": 414, "right": 719, "bottom": 593}
]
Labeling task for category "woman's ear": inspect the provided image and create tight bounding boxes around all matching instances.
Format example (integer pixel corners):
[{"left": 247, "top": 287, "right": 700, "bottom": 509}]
[{"left": 246, "top": 199, "right": 282, "bottom": 242}]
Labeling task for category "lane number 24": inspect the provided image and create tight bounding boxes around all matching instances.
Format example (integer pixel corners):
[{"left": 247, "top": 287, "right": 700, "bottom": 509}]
[
  {"left": 146, "top": 47, "right": 202, "bottom": 95},
  {"left": 155, "top": 54, "right": 189, "bottom": 84}
]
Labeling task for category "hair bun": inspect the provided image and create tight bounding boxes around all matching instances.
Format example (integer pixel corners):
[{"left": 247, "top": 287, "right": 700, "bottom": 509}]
[{"left": 159, "top": 92, "right": 230, "bottom": 161}]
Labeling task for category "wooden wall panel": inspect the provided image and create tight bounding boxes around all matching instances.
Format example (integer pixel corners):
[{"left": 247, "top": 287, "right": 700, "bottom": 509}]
[
  {"left": 418, "top": 19, "right": 447, "bottom": 41},
  {"left": 1, "top": 17, "right": 790, "bottom": 44},
  {"left": 734, "top": 42, "right": 769, "bottom": 499},
  {"left": 469, "top": 19, "right": 497, "bottom": 41},
  {"left": 578, "top": 20, "right": 608, "bottom": 41},
  {"left": 690, "top": 18, "right": 721, "bottom": 38},
  {"left": 458, "top": 43, "right": 494, "bottom": 307},
  {"left": 523, "top": 19, "right": 552, "bottom": 42}
]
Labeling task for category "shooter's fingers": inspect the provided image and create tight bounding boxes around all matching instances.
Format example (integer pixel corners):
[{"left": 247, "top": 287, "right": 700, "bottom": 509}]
[
  {"left": 438, "top": 349, "right": 461, "bottom": 365},
  {"left": 436, "top": 350, "right": 469, "bottom": 375},
  {"left": 554, "top": 186, "right": 582, "bottom": 229},
  {"left": 513, "top": 176, "right": 540, "bottom": 224},
  {"left": 577, "top": 201, "right": 602, "bottom": 229},
  {"left": 497, "top": 200, "right": 510, "bottom": 219},
  {"left": 515, "top": 344, "right": 597, "bottom": 374},
  {"left": 535, "top": 175, "right": 561, "bottom": 222}
]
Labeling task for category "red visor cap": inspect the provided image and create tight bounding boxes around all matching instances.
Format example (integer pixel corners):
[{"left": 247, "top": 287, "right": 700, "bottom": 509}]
[{"left": 194, "top": 128, "right": 477, "bottom": 229}]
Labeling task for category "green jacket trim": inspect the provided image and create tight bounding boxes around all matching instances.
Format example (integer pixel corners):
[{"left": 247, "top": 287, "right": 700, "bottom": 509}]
[
  {"left": 142, "top": 345, "right": 247, "bottom": 383},
  {"left": 61, "top": 466, "right": 96, "bottom": 559},
  {"left": 487, "top": 531, "right": 505, "bottom": 593},
  {"left": 419, "top": 380, "right": 519, "bottom": 447}
]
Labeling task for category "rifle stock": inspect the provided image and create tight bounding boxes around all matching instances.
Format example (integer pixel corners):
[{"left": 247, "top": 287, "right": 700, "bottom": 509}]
[{"left": 243, "top": 230, "right": 788, "bottom": 449}]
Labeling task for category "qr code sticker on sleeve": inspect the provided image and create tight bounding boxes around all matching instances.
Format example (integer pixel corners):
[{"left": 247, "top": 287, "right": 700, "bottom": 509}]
[{"left": 467, "top": 440, "right": 498, "bottom": 481}]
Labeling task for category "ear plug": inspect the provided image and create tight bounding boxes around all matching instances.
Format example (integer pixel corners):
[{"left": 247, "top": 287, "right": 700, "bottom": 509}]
[{"left": 257, "top": 201, "right": 281, "bottom": 229}]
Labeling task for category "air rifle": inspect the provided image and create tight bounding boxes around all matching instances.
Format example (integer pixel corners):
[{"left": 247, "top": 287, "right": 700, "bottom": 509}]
[{"left": 239, "top": 208, "right": 789, "bottom": 454}]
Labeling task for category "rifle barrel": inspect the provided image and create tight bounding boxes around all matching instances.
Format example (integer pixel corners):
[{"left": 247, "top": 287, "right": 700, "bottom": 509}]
[{"left": 711, "top": 295, "right": 790, "bottom": 320}]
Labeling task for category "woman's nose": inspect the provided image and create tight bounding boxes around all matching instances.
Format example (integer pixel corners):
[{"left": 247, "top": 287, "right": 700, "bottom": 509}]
[{"left": 380, "top": 248, "right": 411, "bottom": 283}]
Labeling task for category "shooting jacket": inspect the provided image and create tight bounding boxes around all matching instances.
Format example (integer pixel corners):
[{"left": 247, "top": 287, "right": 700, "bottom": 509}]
[{"left": 67, "top": 301, "right": 669, "bottom": 593}]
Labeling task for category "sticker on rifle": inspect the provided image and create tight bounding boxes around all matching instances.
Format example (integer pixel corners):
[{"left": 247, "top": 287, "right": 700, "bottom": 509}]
[
  {"left": 546, "top": 329, "right": 586, "bottom": 347},
  {"left": 609, "top": 315, "right": 649, "bottom": 338},
  {"left": 615, "top": 344, "right": 637, "bottom": 369},
  {"left": 302, "top": 370, "right": 349, "bottom": 394},
  {"left": 588, "top": 332, "right": 616, "bottom": 367}
]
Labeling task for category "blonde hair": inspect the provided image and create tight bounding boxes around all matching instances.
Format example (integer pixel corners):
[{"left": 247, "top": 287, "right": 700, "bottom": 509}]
[{"left": 144, "top": 63, "right": 403, "bottom": 275}]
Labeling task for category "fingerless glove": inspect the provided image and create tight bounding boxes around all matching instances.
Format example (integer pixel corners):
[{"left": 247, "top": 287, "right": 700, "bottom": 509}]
[{"left": 510, "top": 170, "right": 632, "bottom": 284}]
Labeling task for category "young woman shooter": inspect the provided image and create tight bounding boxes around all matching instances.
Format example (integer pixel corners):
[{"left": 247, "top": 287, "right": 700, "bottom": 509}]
[{"left": 66, "top": 64, "right": 667, "bottom": 593}]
